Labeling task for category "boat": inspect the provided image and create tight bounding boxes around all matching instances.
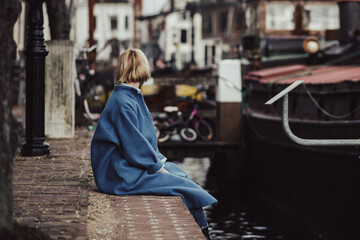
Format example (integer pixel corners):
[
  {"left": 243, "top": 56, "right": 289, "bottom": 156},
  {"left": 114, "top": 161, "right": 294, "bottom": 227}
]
[{"left": 241, "top": 1, "right": 360, "bottom": 239}]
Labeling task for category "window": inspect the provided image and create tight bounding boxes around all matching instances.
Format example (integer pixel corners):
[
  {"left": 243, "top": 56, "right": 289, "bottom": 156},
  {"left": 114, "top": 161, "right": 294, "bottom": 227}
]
[
  {"left": 181, "top": 29, "right": 187, "bottom": 43},
  {"left": 234, "top": 8, "right": 244, "bottom": 31},
  {"left": 265, "top": 2, "right": 339, "bottom": 31},
  {"left": 202, "top": 12, "right": 212, "bottom": 36},
  {"left": 266, "top": 3, "right": 294, "bottom": 30},
  {"left": 110, "top": 16, "right": 118, "bottom": 30},
  {"left": 304, "top": 3, "right": 339, "bottom": 30},
  {"left": 219, "top": 11, "right": 228, "bottom": 33},
  {"left": 125, "top": 15, "right": 129, "bottom": 30}
]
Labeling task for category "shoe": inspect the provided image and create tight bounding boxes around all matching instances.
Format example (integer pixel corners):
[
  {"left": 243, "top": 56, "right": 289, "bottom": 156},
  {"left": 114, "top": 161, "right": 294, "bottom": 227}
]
[{"left": 202, "top": 227, "right": 215, "bottom": 240}]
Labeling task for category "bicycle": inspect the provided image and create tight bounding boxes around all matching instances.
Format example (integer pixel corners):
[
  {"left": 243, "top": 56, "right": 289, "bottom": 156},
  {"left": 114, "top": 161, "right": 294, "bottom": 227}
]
[
  {"left": 176, "top": 88, "right": 214, "bottom": 141},
  {"left": 153, "top": 106, "right": 198, "bottom": 142},
  {"left": 75, "top": 45, "right": 109, "bottom": 122},
  {"left": 153, "top": 87, "right": 215, "bottom": 142}
]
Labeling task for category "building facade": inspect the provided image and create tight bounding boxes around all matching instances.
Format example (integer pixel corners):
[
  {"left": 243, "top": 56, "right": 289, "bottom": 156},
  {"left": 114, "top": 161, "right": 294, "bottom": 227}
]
[{"left": 73, "top": 0, "right": 134, "bottom": 63}]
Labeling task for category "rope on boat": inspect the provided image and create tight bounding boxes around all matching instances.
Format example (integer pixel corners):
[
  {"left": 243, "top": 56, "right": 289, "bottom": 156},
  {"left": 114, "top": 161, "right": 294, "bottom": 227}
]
[{"left": 302, "top": 84, "right": 360, "bottom": 120}]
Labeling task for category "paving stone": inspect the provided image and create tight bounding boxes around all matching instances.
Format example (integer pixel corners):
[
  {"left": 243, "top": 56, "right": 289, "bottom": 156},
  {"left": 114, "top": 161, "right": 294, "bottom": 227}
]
[{"left": 13, "top": 128, "right": 206, "bottom": 240}]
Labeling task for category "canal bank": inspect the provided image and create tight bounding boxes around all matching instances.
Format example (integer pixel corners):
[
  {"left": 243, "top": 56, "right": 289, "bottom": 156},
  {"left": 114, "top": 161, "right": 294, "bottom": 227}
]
[{"left": 11, "top": 126, "right": 206, "bottom": 240}]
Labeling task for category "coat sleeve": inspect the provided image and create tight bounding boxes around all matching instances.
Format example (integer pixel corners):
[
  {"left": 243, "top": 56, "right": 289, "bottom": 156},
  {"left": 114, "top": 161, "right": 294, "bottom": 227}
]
[
  {"left": 156, "top": 148, "right": 167, "bottom": 162},
  {"left": 116, "top": 107, "right": 164, "bottom": 174}
]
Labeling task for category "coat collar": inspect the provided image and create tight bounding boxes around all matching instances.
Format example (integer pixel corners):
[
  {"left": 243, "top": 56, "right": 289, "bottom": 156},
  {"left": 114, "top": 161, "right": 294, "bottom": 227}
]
[{"left": 114, "top": 83, "right": 142, "bottom": 95}]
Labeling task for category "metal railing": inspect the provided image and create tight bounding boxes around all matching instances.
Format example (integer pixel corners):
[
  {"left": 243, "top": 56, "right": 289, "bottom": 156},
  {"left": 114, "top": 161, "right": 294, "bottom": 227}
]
[{"left": 265, "top": 80, "right": 360, "bottom": 146}]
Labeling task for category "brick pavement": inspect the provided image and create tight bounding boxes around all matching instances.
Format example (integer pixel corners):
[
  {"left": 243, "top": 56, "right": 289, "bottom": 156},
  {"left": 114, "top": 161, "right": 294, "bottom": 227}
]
[
  {"left": 13, "top": 129, "right": 91, "bottom": 239},
  {"left": 13, "top": 128, "right": 206, "bottom": 239}
]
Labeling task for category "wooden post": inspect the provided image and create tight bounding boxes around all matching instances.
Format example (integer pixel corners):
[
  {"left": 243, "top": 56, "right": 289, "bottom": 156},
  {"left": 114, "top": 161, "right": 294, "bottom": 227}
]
[
  {"left": 215, "top": 60, "right": 243, "bottom": 183},
  {"left": 133, "top": 0, "right": 142, "bottom": 48},
  {"left": 291, "top": 0, "right": 308, "bottom": 35},
  {"left": 216, "top": 59, "right": 242, "bottom": 142},
  {"left": 88, "top": 0, "right": 96, "bottom": 70},
  {"left": 190, "top": 11, "right": 196, "bottom": 66},
  {"left": 45, "top": 40, "right": 75, "bottom": 138}
]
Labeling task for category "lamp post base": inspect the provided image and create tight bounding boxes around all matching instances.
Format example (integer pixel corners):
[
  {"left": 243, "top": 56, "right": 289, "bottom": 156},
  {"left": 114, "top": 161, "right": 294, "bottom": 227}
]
[{"left": 21, "top": 141, "right": 50, "bottom": 156}]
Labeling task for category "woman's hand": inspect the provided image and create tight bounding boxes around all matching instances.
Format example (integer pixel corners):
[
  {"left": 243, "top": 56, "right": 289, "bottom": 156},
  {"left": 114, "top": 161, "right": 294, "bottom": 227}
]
[{"left": 159, "top": 168, "right": 169, "bottom": 174}]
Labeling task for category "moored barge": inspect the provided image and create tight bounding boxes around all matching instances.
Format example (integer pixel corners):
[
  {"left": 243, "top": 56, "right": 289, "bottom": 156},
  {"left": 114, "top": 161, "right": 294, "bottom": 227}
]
[{"left": 243, "top": 43, "right": 360, "bottom": 240}]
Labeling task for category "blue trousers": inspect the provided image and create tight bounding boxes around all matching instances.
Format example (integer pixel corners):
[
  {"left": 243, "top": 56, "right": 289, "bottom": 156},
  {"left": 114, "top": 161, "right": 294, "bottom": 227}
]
[
  {"left": 190, "top": 208, "right": 208, "bottom": 229},
  {"left": 165, "top": 162, "right": 209, "bottom": 229}
]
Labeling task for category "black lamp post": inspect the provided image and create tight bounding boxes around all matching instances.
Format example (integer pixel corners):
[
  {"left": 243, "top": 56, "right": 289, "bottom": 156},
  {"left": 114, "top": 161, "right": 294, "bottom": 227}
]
[{"left": 21, "top": 0, "right": 50, "bottom": 156}]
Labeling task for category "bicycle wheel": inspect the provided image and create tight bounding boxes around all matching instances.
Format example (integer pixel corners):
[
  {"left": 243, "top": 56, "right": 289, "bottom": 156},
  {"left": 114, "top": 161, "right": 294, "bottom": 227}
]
[
  {"left": 158, "top": 131, "right": 170, "bottom": 142},
  {"left": 83, "top": 99, "right": 100, "bottom": 121},
  {"left": 155, "top": 121, "right": 171, "bottom": 142},
  {"left": 195, "top": 120, "right": 213, "bottom": 141},
  {"left": 179, "top": 127, "right": 197, "bottom": 142},
  {"left": 154, "top": 124, "right": 160, "bottom": 139},
  {"left": 83, "top": 84, "right": 106, "bottom": 121}
]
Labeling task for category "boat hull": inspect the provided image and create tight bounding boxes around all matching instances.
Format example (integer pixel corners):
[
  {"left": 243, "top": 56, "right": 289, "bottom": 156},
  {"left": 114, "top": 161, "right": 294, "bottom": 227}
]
[{"left": 244, "top": 110, "right": 360, "bottom": 240}]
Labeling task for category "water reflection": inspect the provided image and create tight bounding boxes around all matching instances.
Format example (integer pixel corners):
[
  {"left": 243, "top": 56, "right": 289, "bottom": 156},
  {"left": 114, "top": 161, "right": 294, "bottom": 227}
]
[
  {"left": 174, "top": 157, "right": 278, "bottom": 239},
  {"left": 173, "top": 157, "right": 309, "bottom": 240},
  {"left": 174, "top": 157, "right": 211, "bottom": 187}
]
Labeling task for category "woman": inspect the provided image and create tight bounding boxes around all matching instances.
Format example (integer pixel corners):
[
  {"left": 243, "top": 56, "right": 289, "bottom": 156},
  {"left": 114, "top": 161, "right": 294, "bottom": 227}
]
[{"left": 91, "top": 48, "right": 217, "bottom": 239}]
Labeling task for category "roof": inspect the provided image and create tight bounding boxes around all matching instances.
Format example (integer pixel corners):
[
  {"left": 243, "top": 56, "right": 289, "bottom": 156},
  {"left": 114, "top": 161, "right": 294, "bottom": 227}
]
[{"left": 245, "top": 65, "right": 360, "bottom": 84}]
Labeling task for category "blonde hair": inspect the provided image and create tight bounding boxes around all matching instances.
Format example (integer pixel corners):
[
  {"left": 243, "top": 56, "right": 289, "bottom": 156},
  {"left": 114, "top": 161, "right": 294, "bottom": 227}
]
[{"left": 114, "top": 48, "right": 151, "bottom": 85}]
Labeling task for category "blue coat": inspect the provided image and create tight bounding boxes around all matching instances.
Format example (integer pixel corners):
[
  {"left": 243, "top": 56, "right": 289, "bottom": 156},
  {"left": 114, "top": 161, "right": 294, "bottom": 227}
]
[{"left": 91, "top": 84, "right": 217, "bottom": 209}]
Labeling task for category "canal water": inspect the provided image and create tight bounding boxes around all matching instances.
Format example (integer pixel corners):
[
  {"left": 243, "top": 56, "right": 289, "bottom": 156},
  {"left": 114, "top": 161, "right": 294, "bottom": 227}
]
[{"left": 174, "top": 157, "right": 324, "bottom": 240}]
